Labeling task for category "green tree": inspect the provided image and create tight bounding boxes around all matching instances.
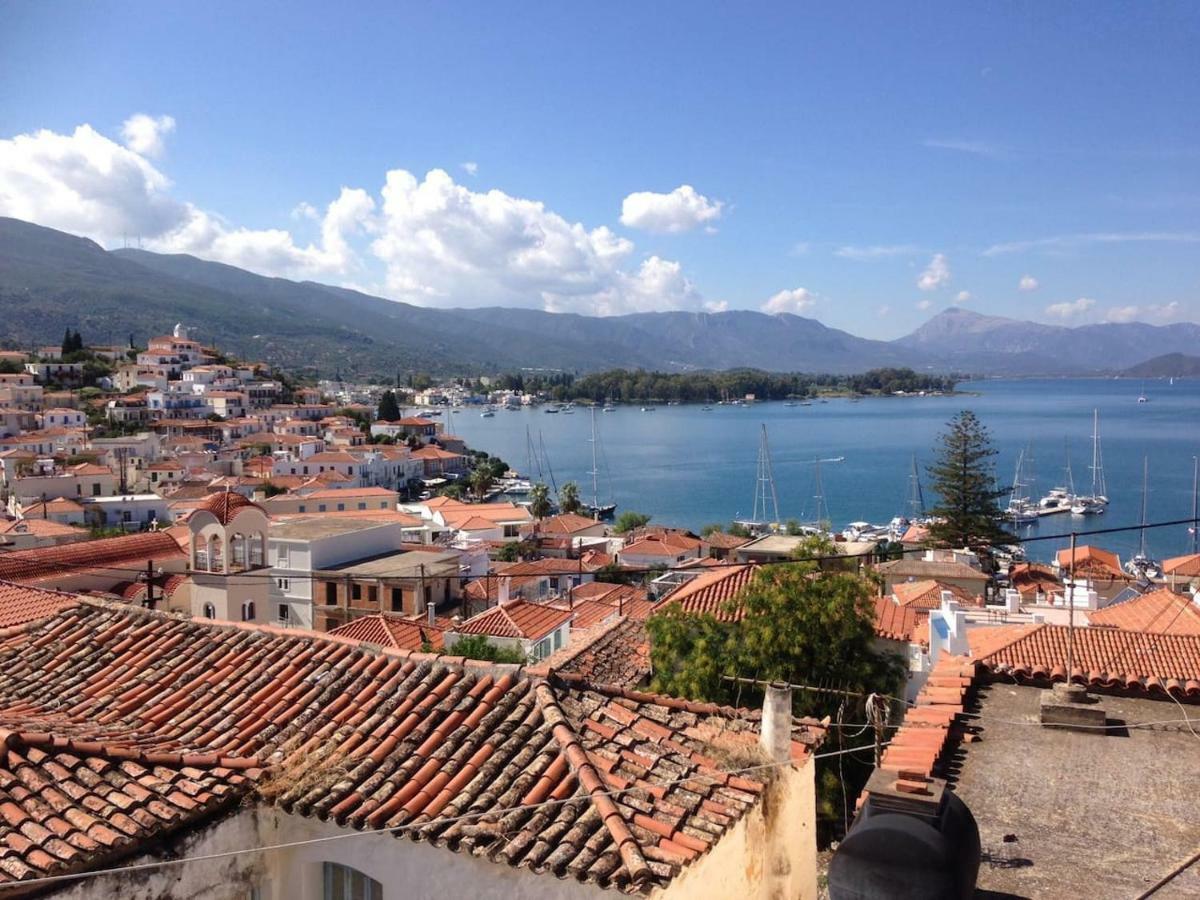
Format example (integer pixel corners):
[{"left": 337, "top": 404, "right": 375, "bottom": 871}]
[
  {"left": 613, "top": 511, "right": 651, "bottom": 534},
  {"left": 450, "top": 634, "right": 526, "bottom": 664},
  {"left": 559, "top": 481, "right": 582, "bottom": 515},
  {"left": 926, "top": 410, "right": 1015, "bottom": 554},
  {"left": 529, "top": 482, "right": 553, "bottom": 519},
  {"left": 377, "top": 390, "right": 401, "bottom": 421},
  {"left": 494, "top": 541, "right": 523, "bottom": 563},
  {"left": 469, "top": 465, "right": 495, "bottom": 500}
]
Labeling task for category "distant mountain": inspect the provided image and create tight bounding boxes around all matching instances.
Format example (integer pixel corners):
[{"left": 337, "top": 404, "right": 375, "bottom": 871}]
[
  {"left": 1122, "top": 353, "right": 1200, "bottom": 378},
  {"left": 2, "top": 218, "right": 1198, "bottom": 378},
  {"left": 896, "top": 307, "right": 1200, "bottom": 374}
]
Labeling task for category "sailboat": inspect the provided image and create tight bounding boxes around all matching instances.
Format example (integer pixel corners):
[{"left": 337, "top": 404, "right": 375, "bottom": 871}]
[
  {"left": 1037, "top": 443, "right": 1075, "bottom": 514},
  {"left": 889, "top": 454, "right": 928, "bottom": 540},
  {"left": 736, "top": 425, "right": 782, "bottom": 534},
  {"left": 1123, "top": 456, "right": 1161, "bottom": 580},
  {"left": 1006, "top": 447, "right": 1039, "bottom": 525},
  {"left": 1137, "top": 381, "right": 1149, "bottom": 403},
  {"left": 1071, "top": 409, "right": 1108, "bottom": 515},
  {"left": 583, "top": 407, "right": 617, "bottom": 520}
]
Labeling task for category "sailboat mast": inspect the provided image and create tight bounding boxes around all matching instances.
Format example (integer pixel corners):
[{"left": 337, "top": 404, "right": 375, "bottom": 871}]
[
  {"left": 1139, "top": 456, "right": 1149, "bottom": 558},
  {"left": 908, "top": 454, "right": 925, "bottom": 517},
  {"left": 1192, "top": 456, "right": 1199, "bottom": 555},
  {"left": 1090, "top": 409, "right": 1100, "bottom": 497},
  {"left": 752, "top": 424, "right": 781, "bottom": 526},
  {"left": 589, "top": 407, "right": 599, "bottom": 508}
]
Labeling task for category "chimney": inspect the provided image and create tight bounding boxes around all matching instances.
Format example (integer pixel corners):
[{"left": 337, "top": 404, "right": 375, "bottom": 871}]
[
  {"left": 1005, "top": 588, "right": 1021, "bottom": 614},
  {"left": 498, "top": 576, "right": 512, "bottom": 607},
  {"left": 759, "top": 682, "right": 793, "bottom": 764},
  {"left": 427, "top": 602, "right": 436, "bottom": 626}
]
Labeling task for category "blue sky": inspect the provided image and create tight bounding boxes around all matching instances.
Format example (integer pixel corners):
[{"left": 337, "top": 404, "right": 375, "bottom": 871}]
[{"left": 2, "top": 2, "right": 1197, "bottom": 337}]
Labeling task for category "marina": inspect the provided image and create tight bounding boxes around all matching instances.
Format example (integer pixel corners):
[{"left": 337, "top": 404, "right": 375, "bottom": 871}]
[{"left": 440, "top": 377, "right": 1200, "bottom": 563}]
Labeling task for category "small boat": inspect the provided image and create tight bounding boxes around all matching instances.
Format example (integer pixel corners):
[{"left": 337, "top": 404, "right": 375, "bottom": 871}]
[
  {"left": 480, "top": 409, "right": 495, "bottom": 418},
  {"left": 701, "top": 405, "right": 712, "bottom": 411},
  {"left": 783, "top": 401, "right": 797, "bottom": 407},
  {"left": 562, "top": 408, "right": 575, "bottom": 414},
  {"left": 543, "top": 406, "right": 560, "bottom": 414},
  {"left": 799, "top": 400, "right": 813, "bottom": 407},
  {"left": 641, "top": 406, "right": 656, "bottom": 412},
  {"left": 584, "top": 502, "right": 617, "bottom": 520},
  {"left": 1123, "top": 457, "right": 1161, "bottom": 580},
  {"left": 602, "top": 406, "right": 616, "bottom": 413},
  {"left": 1137, "top": 381, "right": 1149, "bottom": 403}
]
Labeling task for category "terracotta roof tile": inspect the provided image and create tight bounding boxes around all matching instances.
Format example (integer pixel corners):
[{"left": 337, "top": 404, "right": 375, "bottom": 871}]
[
  {"left": 328, "top": 614, "right": 446, "bottom": 651},
  {"left": 453, "top": 600, "right": 573, "bottom": 641},
  {"left": 0, "top": 533, "right": 185, "bottom": 584},
  {"left": 0, "top": 581, "right": 81, "bottom": 628},
  {"left": 661, "top": 565, "right": 757, "bottom": 622},
  {"left": 1088, "top": 588, "right": 1200, "bottom": 635},
  {"left": 892, "top": 579, "right": 982, "bottom": 610},
  {"left": 873, "top": 597, "right": 927, "bottom": 644},
  {"left": 1163, "top": 553, "right": 1200, "bottom": 578}
]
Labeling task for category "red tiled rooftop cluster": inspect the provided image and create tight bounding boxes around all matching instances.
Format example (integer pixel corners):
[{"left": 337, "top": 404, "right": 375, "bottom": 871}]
[
  {"left": 662, "top": 565, "right": 758, "bottom": 622},
  {"left": 0, "top": 532, "right": 185, "bottom": 585}
]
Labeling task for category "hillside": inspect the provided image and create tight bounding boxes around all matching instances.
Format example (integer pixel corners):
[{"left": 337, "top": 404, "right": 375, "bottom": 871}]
[
  {"left": 3, "top": 217, "right": 1199, "bottom": 378},
  {"left": 1122, "top": 353, "right": 1200, "bottom": 378}
]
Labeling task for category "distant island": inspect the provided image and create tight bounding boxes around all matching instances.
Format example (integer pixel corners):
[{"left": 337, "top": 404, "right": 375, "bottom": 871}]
[
  {"left": 1122, "top": 353, "right": 1200, "bottom": 378},
  {"left": 494, "top": 367, "right": 957, "bottom": 404}
]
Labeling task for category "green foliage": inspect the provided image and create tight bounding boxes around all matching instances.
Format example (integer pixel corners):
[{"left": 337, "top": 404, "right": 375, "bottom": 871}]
[
  {"left": 926, "top": 410, "right": 1015, "bottom": 553},
  {"left": 0, "top": 359, "right": 22, "bottom": 375},
  {"left": 377, "top": 390, "right": 401, "bottom": 421},
  {"left": 612, "top": 511, "right": 650, "bottom": 534},
  {"left": 784, "top": 518, "right": 804, "bottom": 536},
  {"left": 529, "top": 482, "right": 552, "bottom": 519},
  {"left": 559, "top": 481, "right": 582, "bottom": 515},
  {"left": 727, "top": 521, "right": 752, "bottom": 538},
  {"left": 449, "top": 634, "right": 525, "bottom": 664},
  {"left": 262, "top": 482, "right": 287, "bottom": 498},
  {"left": 494, "top": 541, "right": 523, "bottom": 563},
  {"left": 469, "top": 465, "right": 495, "bottom": 500},
  {"left": 61, "top": 329, "right": 83, "bottom": 355}
]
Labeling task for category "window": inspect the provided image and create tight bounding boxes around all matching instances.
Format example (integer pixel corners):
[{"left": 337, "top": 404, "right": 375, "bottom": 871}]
[
  {"left": 322, "top": 862, "right": 382, "bottom": 900},
  {"left": 278, "top": 604, "right": 290, "bottom": 624},
  {"left": 390, "top": 588, "right": 403, "bottom": 613},
  {"left": 241, "top": 601, "right": 255, "bottom": 622},
  {"left": 318, "top": 504, "right": 327, "bottom": 512},
  {"left": 531, "top": 637, "right": 552, "bottom": 662},
  {"left": 277, "top": 578, "right": 290, "bottom": 592},
  {"left": 326, "top": 583, "right": 338, "bottom": 605},
  {"left": 351, "top": 583, "right": 362, "bottom": 601},
  {"left": 358, "top": 502, "right": 366, "bottom": 510},
  {"left": 92, "top": 482, "right": 101, "bottom": 496},
  {"left": 277, "top": 546, "right": 290, "bottom": 567},
  {"left": 337, "top": 503, "right": 345, "bottom": 511},
  {"left": 298, "top": 504, "right": 306, "bottom": 513},
  {"left": 202, "top": 603, "right": 216, "bottom": 619},
  {"left": 552, "top": 628, "right": 563, "bottom": 651},
  {"left": 367, "top": 586, "right": 377, "bottom": 604},
  {"left": 503, "top": 524, "right": 519, "bottom": 539}
]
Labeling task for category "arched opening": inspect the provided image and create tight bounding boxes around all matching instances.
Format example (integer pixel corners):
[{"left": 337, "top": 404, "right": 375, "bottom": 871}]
[
  {"left": 323, "top": 863, "right": 382, "bottom": 900},
  {"left": 202, "top": 602, "right": 216, "bottom": 619},
  {"left": 250, "top": 532, "right": 266, "bottom": 569},
  {"left": 241, "top": 600, "right": 255, "bottom": 622},
  {"left": 208, "top": 534, "right": 224, "bottom": 573},
  {"left": 230, "top": 532, "right": 247, "bottom": 571}
]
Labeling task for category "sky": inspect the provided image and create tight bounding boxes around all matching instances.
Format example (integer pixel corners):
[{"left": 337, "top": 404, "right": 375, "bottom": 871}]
[{"left": 1, "top": 2, "right": 1198, "bottom": 338}]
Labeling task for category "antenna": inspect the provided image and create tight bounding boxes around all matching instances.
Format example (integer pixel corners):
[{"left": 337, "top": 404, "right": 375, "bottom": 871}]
[{"left": 751, "top": 424, "right": 780, "bottom": 527}]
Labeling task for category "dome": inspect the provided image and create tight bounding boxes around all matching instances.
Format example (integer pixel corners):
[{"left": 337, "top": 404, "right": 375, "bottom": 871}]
[{"left": 195, "top": 491, "right": 262, "bottom": 525}]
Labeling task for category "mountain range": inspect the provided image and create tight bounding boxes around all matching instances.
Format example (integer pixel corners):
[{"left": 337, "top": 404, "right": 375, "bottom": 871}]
[{"left": 2, "top": 216, "right": 1197, "bottom": 378}]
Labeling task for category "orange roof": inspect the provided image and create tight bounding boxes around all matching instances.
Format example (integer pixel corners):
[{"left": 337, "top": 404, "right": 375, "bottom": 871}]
[
  {"left": 0, "top": 532, "right": 186, "bottom": 584},
  {"left": 537, "top": 514, "right": 602, "bottom": 535},
  {"left": 1163, "top": 553, "right": 1200, "bottom": 578},
  {"left": 0, "top": 518, "right": 86, "bottom": 538},
  {"left": 900, "top": 523, "right": 930, "bottom": 544},
  {"left": 565, "top": 599, "right": 623, "bottom": 630},
  {"left": 393, "top": 417, "right": 437, "bottom": 426},
  {"left": 0, "top": 581, "right": 80, "bottom": 628},
  {"left": 1088, "top": 589, "right": 1200, "bottom": 635},
  {"left": 328, "top": 613, "right": 445, "bottom": 651},
  {"left": 1056, "top": 544, "right": 1123, "bottom": 577},
  {"left": 410, "top": 446, "right": 463, "bottom": 461},
  {"left": 1009, "top": 562, "right": 1062, "bottom": 597},
  {"left": 298, "top": 486, "right": 396, "bottom": 500},
  {"left": 892, "top": 579, "right": 981, "bottom": 610},
  {"left": 21, "top": 497, "right": 84, "bottom": 514},
  {"left": 454, "top": 599, "right": 573, "bottom": 640},
  {"left": 192, "top": 491, "right": 264, "bottom": 525},
  {"left": 703, "top": 531, "right": 752, "bottom": 550},
  {"left": 873, "top": 596, "right": 927, "bottom": 644},
  {"left": 621, "top": 533, "right": 704, "bottom": 558},
  {"left": 662, "top": 565, "right": 757, "bottom": 622},
  {"left": 971, "top": 622, "right": 1200, "bottom": 697}
]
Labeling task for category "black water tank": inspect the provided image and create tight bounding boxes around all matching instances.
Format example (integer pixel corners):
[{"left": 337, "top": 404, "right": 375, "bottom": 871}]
[{"left": 828, "top": 783, "right": 980, "bottom": 900}]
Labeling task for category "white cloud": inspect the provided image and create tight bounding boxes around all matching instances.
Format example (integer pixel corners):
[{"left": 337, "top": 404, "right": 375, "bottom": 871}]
[
  {"left": 1018, "top": 274, "right": 1039, "bottom": 292},
  {"left": 877, "top": 304, "right": 892, "bottom": 317},
  {"left": 371, "top": 168, "right": 704, "bottom": 314},
  {"left": 790, "top": 241, "right": 811, "bottom": 256},
  {"left": 291, "top": 202, "right": 319, "bottom": 221},
  {"left": 985, "top": 232, "right": 1200, "bottom": 256},
  {"left": 461, "top": 161, "right": 478, "bottom": 176},
  {"left": 120, "top": 113, "right": 175, "bottom": 157},
  {"left": 1103, "top": 301, "right": 1183, "bottom": 324},
  {"left": 619, "top": 184, "right": 723, "bottom": 234},
  {"left": 761, "top": 288, "right": 816, "bottom": 316},
  {"left": 922, "top": 138, "right": 1005, "bottom": 159},
  {"left": 917, "top": 253, "right": 951, "bottom": 291},
  {"left": 834, "top": 244, "right": 919, "bottom": 260},
  {"left": 1, "top": 120, "right": 714, "bottom": 315},
  {"left": 704, "top": 299, "right": 730, "bottom": 313},
  {"left": 1045, "top": 297, "right": 1096, "bottom": 320},
  {"left": 955, "top": 290, "right": 971, "bottom": 303},
  {"left": 916, "top": 299, "right": 933, "bottom": 311}
]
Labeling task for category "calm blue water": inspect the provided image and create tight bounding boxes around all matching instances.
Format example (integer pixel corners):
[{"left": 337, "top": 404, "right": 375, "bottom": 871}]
[{"left": 435, "top": 378, "right": 1200, "bottom": 564}]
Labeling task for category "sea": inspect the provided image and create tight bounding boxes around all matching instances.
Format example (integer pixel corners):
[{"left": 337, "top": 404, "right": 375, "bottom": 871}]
[{"left": 433, "top": 378, "right": 1200, "bottom": 565}]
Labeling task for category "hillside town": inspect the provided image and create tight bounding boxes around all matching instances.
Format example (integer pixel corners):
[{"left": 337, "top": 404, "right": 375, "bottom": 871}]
[{"left": 0, "top": 324, "right": 1196, "bottom": 899}]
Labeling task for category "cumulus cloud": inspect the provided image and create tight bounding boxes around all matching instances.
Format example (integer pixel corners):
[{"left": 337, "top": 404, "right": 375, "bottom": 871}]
[
  {"left": 461, "top": 161, "right": 478, "bottom": 176},
  {"left": 120, "top": 113, "right": 175, "bottom": 157},
  {"left": 1103, "top": 305, "right": 1139, "bottom": 323},
  {"left": 1045, "top": 297, "right": 1096, "bottom": 320},
  {"left": 916, "top": 299, "right": 933, "bottom": 311},
  {"left": 620, "top": 184, "right": 723, "bottom": 234},
  {"left": 761, "top": 288, "right": 816, "bottom": 316},
  {"left": 917, "top": 253, "right": 951, "bottom": 291},
  {"left": 291, "top": 202, "right": 319, "bottom": 221},
  {"left": 1103, "top": 301, "right": 1183, "bottom": 324},
  {"left": 877, "top": 304, "right": 892, "bottom": 317},
  {"left": 955, "top": 290, "right": 971, "bottom": 303},
  {"left": 1018, "top": 274, "right": 1039, "bottom": 292},
  {"left": 704, "top": 299, "right": 730, "bottom": 313}
]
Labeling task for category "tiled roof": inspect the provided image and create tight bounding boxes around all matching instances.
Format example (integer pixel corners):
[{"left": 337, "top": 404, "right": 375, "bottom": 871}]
[
  {"left": 0, "top": 532, "right": 185, "bottom": 584},
  {"left": 564, "top": 599, "right": 622, "bottom": 630},
  {"left": 0, "top": 518, "right": 86, "bottom": 538},
  {"left": 328, "top": 613, "right": 446, "bottom": 651},
  {"left": 0, "top": 581, "right": 80, "bottom": 628},
  {"left": 193, "top": 491, "right": 263, "bottom": 525},
  {"left": 20, "top": 497, "right": 84, "bottom": 515},
  {"left": 900, "top": 524, "right": 929, "bottom": 544},
  {"left": 537, "top": 514, "right": 602, "bottom": 535},
  {"left": 1055, "top": 544, "right": 1123, "bottom": 577},
  {"left": 1008, "top": 562, "right": 1062, "bottom": 597},
  {"left": 971, "top": 623, "right": 1200, "bottom": 697},
  {"left": 703, "top": 531, "right": 752, "bottom": 550},
  {"left": 533, "top": 617, "right": 652, "bottom": 688},
  {"left": 569, "top": 583, "right": 656, "bottom": 621},
  {"left": 454, "top": 599, "right": 573, "bottom": 641},
  {"left": 1087, "top": 588, "right": 1200, "bottom": 635},
  {"left": 410, "top": 446, "right": 463, "bottom": 461},
  {"left": 1163, "top": 553, "right": 1200, "bottom": 577},
  {"left": 0, "top": 601, "right": 823, "bottom": 893},
  {"left": 662, "top": 565, "right": 758, "bottom": 622},
  {"left": 874, "top": 558, "right": 987, "bottom": 580},
  {"left": 891, "top": 579, "right": 981, "bottom": 610},
  {"left": 872, "top": 596, "right": 927, "bottom": 644},
  {"left": 621, "top": 534, "right": 704, "bottom": 558}
]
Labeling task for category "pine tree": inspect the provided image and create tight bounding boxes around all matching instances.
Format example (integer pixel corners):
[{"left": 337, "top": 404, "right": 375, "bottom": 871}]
[
  {"left": 61, "top": 329, "right": 73, "bottom": 357},
  {"left": 377, "top": 390, "right": 401, "bottom": 422},
  {"left": 926, "top": 411, "right": 1014, "bottom": 553}
]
